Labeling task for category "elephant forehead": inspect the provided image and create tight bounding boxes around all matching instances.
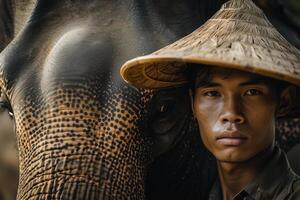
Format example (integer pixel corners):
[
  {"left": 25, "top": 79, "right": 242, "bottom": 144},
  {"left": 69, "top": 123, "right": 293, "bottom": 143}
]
[
  {"left": 9, "top": 29, "right": 154, "bottom": 175},
  {"left": 41, "top": 27, "right": 113, "bottom": 92}
]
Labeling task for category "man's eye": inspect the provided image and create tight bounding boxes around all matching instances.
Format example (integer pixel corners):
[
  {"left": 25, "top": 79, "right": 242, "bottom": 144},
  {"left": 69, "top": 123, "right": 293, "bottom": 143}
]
[
  {"left": 203, "top": 91, "right": 221, "bottom": 97},
  {"left": 245, "top": 89, "right": 263, "bottom": 96}
]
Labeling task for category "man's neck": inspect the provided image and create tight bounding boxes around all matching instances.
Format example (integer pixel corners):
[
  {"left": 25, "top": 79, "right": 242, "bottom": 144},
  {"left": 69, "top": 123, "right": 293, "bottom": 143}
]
[{"left": 217, "top": 144, "right": 274, "bottom": 200}]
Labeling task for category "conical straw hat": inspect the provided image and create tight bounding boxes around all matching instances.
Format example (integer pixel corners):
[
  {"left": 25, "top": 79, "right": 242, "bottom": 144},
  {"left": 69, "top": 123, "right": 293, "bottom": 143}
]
[{"left": 120, "top": 0, "right": 300, "bottom": 117}]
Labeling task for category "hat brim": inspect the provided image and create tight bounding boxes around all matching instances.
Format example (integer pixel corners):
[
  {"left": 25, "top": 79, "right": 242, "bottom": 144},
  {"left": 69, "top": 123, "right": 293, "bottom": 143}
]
[{"left": 121, "top": 55, "right": 300, "bottom": 89}]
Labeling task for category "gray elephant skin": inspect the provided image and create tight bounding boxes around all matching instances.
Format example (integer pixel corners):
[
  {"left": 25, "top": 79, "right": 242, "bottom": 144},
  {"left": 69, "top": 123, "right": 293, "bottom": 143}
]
[{"left": 0, "top": 0, "right": 299, "bottom": 200}]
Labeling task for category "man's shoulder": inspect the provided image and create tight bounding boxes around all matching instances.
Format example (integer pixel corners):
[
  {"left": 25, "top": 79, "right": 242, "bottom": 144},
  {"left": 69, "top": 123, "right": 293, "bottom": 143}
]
[
  {"left": 278, "top": 176, "right": 300, "bottom": 200},
  {"left": 275, "top": 148, "right": 300, "bottom": 200},
  {"left": 289, "top": 178, "right": 300, "bottom": 199}
]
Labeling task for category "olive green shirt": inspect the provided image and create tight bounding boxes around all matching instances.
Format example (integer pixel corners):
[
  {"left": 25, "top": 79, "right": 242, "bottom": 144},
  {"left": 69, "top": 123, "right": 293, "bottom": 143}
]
[{"left": 208, "top": 146, "right": 300, "bottom": 200}]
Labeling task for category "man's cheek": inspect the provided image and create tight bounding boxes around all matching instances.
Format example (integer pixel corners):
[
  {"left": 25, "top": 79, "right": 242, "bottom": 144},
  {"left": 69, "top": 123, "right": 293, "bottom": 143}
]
[
  {"left": 198, "top": 117, "right": 217, "bottom": 141},
  {"left": 251, "top": 113, "right": 275, "bottom": 132}
]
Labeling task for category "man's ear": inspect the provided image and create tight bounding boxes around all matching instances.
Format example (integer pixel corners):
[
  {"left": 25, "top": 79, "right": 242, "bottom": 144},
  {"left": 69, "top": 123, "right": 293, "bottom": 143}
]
[
  {"left": 189, "top": 89, "right": 196, "bottom": 118},
  {"left": 276, "top": 85, "right": 296, "bottom": 117}
]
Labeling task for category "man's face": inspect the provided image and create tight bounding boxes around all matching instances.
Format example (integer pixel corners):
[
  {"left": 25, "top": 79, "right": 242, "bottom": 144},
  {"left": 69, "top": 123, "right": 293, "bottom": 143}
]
[{"left": 193, "top": 68, "right": 278, "bottom": 163}]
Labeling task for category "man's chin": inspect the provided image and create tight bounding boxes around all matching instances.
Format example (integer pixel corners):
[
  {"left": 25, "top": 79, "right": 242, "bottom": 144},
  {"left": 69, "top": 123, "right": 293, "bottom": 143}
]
[
  {"left": 214, "top": 151, "right": 253, "bottom": 163},
  {"left": 217, "top": 157, "right": 249, "bottom": 163}
]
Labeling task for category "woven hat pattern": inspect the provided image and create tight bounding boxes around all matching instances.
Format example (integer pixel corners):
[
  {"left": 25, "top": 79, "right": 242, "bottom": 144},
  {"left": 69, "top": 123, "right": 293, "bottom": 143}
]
[{"left": 121, "top": 0, "right": 300, "bottom": 89}]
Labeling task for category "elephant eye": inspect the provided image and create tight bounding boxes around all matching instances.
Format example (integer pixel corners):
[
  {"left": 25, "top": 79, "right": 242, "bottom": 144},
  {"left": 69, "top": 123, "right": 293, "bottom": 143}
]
[
  {"left": 159, "top": 105, "right": 167, "bottom": 113},
  {"left": 0, "top": 89, "right": 14, "bottom": 117},
  {"left": 0, "top": 102, "right": 14, "bottom": 118},
  {"left": 156, "top": 100, "right": 174, "bottom": 117},
  {"left": 0, "top": 102, "right": 8, "bottom": 111},
  {"left": 158, "top": 103, "right": 168, "bottom": 113}
]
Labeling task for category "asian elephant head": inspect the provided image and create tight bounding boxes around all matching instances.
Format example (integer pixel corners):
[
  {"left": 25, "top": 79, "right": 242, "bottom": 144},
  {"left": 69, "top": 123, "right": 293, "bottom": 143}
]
[{"left": 0, "top": 0, "right": 299, "bottom": 200}]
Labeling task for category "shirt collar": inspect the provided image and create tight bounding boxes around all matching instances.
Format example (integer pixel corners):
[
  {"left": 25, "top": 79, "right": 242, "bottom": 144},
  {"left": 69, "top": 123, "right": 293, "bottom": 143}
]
[
  {"left": 244, "top": 146, "right": 294, "bottom": 199},
  {"left": 208, "top": 146, "right": 297, "bottom": 200}
]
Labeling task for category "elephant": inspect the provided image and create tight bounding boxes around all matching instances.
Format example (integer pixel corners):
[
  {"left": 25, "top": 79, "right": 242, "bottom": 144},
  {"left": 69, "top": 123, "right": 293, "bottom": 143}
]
[{"left": 0, "top": 0, "right": 299, "bottom": 199}]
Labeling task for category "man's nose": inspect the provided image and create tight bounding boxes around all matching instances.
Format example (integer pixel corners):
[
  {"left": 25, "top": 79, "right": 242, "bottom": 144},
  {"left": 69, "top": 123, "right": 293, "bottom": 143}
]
[{"left": 220, "top": 96, "right": 245, "bottom": 124}]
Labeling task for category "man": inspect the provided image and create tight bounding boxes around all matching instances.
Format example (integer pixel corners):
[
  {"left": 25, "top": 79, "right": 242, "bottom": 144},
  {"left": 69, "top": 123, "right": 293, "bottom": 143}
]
[
  {"left": 190, "top": 67, "right": 298, "bottom": 199},
  {"left": 120, "top": 0, "right": 300, "bottom": 199}
]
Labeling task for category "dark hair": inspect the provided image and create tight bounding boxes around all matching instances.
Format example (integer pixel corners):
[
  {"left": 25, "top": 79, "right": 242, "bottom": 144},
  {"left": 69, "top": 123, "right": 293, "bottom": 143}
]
[{"left": 186, "top": 63, "right": 212, "bottom": 93}]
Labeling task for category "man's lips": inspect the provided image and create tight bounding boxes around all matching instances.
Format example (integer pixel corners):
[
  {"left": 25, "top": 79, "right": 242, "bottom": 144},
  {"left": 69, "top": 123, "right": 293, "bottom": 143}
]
[{"left": 216, "top": 131, "right": 247, "bottom": 146}]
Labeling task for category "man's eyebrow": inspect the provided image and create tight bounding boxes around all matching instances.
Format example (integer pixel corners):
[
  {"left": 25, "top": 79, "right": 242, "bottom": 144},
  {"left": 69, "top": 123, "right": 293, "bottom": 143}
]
[
  {"left": 239, "top": 78, "right": 267, "bottom": 86},
  {"left": 195, "top": 82, "right": 221, "bottom": 88}
]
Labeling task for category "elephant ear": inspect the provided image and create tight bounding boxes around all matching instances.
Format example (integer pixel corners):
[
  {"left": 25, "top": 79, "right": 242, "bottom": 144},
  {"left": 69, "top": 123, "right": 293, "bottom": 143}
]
[
  {"left": 145, "top": 86, "right": 217, "bottom": 200},
  {"left": 146, "top": 86, "right": 192, "bottom": 157},
  {"left": 146, "top": 114, "right": 217, "bottom": 200}
]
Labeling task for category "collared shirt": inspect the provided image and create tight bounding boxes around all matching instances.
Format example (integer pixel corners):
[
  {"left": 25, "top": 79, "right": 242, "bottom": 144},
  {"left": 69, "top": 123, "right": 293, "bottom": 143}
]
[{"left": 208, "top": 146, "right": 300, "bottom": 200}]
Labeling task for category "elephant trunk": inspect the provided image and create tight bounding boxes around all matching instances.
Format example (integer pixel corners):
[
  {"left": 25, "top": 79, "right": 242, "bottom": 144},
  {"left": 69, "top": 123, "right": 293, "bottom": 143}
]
[{"left": 12, "top": 83, "right": 153, "bottom": 200}]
